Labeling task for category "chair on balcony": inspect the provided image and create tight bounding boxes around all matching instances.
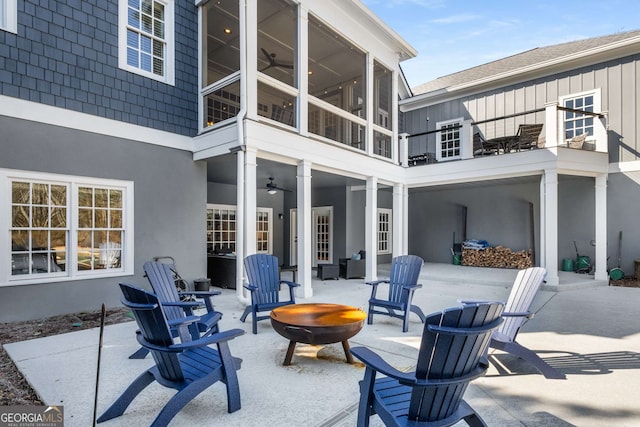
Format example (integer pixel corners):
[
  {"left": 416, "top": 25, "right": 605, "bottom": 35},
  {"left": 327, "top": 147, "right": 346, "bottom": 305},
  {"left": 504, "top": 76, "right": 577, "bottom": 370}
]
[
  {"left": 513, "top": 124, "right": 544, "bottom": 151},
  {"left": 473, "top": 132, "right": 497, "bottom": 156}
]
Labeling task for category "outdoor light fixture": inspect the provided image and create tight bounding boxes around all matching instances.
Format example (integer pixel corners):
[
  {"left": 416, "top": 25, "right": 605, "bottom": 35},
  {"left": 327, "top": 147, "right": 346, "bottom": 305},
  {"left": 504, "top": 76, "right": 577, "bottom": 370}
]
[{"left": 268, "top": 188, "right": 277, "bottom": 195}]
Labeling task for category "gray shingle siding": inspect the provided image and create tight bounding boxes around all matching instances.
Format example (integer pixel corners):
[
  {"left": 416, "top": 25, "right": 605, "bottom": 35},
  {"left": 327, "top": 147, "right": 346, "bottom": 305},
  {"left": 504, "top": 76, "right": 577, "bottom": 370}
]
[{"left": 1, "top": 0, "right": 198, "bottom": 136}]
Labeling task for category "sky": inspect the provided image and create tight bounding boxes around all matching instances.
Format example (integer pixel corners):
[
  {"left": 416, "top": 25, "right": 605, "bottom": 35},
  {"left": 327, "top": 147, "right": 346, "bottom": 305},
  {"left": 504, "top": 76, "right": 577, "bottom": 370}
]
[{"left": 362, "top": 0, "right": 640, "bottom": 89}]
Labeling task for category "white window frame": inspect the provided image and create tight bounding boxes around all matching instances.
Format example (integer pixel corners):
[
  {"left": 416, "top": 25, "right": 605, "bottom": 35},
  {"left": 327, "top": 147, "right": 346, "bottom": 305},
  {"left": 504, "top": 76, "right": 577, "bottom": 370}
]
[
  {"left": 0, "top": 0, "right": 17, "bottom": 34},
  {"left": 1, "top": 169, "right": 134, "bottom": 286},
  {"left": 206, "top": 204, "right": 273, "bottom": 254},
  {"left": 377, "top": 208, "right": 392, "bottom": 255},
  {"left": 118, "top": 0, "right": 175, "bottom": 85},
  {"left": 559, "top": 89, "right": 601, "bottom": 143},
  {"left": 435, "top": 117, "right": 463, "bottom": 162}
]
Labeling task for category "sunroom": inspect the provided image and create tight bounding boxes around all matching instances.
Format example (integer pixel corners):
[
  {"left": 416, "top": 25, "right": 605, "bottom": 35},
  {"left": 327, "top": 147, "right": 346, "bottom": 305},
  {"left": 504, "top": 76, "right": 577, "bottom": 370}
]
[{"left": 193, "top": 0, "right": 416, "bottom": 298}]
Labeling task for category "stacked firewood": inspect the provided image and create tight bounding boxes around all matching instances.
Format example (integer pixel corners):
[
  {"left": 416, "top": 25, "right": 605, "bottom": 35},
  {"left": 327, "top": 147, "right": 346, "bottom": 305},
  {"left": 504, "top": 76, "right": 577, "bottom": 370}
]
[{"left": 461, "top": 246, "right": 532, "bottom": 269}]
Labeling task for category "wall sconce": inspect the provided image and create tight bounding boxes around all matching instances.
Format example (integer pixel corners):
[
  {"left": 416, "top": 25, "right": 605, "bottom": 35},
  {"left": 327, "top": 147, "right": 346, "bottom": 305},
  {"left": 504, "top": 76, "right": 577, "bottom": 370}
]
[{"left": 278, "top": 213, "right": 283, "bottom": 220}]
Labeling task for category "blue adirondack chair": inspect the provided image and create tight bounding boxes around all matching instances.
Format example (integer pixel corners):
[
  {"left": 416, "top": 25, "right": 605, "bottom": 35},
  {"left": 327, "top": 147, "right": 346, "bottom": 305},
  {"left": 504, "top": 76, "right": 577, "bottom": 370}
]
[
  {"left": 351, "top": 302, "right": 504, "bottom": 427},
  {"left": 465, "top": 267, "right": 565, "bottom": 379},
  {"left": 128, "top": 261, "right": 223, "bottom": 359},
  {"left": 240, "top": 254, "right": 299, "bottom": 334},
  {"left": 366, "top": 254, "right": 426, "bottom": 332},
  {"left": 98, "top": 283, "right": 244, "bottom": 427}
]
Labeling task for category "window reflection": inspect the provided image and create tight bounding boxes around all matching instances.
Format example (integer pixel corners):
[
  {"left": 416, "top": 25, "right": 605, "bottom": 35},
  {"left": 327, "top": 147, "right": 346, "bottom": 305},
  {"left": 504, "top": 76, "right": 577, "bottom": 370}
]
[
  {"left": 258, "top": 0, "right": 296, "bottom": 88},
  {"left": 308, "top": 15, "right": 366, "bottom": 117}
]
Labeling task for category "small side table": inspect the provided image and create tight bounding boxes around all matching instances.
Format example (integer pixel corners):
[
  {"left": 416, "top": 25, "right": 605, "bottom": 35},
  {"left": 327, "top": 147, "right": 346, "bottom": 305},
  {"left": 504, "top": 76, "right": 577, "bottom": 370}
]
[{"left": 317, "top": 264, "right": 339, "bottom": 280}]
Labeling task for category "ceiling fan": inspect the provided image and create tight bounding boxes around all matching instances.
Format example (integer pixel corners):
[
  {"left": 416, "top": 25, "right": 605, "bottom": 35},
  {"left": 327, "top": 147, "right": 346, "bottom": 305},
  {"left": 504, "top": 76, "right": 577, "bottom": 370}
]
[
  {"left": 265, "top": 177, "right": 291, "bottom": 194},
  {"left": 260, "top": 48, "right": 294, "bottom": 72}
]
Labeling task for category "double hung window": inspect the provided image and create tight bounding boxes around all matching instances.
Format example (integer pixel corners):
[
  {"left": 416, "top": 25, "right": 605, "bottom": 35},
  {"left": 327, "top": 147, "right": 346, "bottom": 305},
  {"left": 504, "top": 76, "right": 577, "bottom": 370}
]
[{"left": 120, "top": 0, "right": 174, "bottom": 84}]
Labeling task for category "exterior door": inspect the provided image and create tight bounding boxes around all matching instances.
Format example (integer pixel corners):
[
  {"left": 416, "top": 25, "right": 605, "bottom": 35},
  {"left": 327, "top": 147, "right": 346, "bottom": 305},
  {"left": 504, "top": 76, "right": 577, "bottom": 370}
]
[
  {"left": 312, "top": 207, "right": 333, "bottom": 267},
  {"left": 289, "top": 207, "right": 333, "bottom": 267}
]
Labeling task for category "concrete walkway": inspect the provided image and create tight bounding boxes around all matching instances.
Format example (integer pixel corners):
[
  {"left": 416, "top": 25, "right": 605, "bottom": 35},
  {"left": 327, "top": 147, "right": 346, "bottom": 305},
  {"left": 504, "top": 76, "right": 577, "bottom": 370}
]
[{"left": 5, "top": 264, "right": 639, "bottom": 426}]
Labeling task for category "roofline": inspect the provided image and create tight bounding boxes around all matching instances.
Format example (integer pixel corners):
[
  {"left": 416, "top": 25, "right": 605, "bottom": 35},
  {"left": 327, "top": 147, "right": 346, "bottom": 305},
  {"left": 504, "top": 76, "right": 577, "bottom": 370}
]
[
  {"left": 401, "top": 34, "right": 640, "bottom": 111},
  {"left": 351, "top": 0, "right": 418, "bottom": 61}
]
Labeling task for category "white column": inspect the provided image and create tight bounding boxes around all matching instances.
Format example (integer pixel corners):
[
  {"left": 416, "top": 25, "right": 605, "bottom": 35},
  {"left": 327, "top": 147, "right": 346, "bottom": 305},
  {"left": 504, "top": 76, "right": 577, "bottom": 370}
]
[
  {"left": 244, "top": 147, "right": 257, "bottom": 258},
  {"left": 297, "top": 160, "right": 313, "bottom": 298},
  {"left": 539, "top": 176, "right": 546, "bottom": 269},
  {"left": 234, "top": 148, "right": 249, "bottom": 304},
  {"left": 543, "top": 170, "right": 559, "bottom": 286},
  {"left": 392, "top": 183, "right": 404, "bottom": 256},
  {"left": 398, "top": 133, "right": 409, "bottom": 167},
  {"left": 244, "top": 0, "right": 258, "bottom": 119},
  {"left": 391, "top": 67, "right": 399, "bottom": 162},
  {"left": 365, "top": 54, "right": 374, "bottom": 155},
  {"left": 594, "top": 174, "right": 608, "bottom": 280},
  {"left": 365, "top": 176, "right": 378, "bottom": 281},
  {"left": 296, "top": 6, "right": 308, "bottom": 136}
]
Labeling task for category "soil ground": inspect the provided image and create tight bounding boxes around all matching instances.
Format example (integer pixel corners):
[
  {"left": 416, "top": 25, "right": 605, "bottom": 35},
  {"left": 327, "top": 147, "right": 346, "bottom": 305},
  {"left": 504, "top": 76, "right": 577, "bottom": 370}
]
[{"left": 1, "top": 276, "right": 638, "bottom": 406}]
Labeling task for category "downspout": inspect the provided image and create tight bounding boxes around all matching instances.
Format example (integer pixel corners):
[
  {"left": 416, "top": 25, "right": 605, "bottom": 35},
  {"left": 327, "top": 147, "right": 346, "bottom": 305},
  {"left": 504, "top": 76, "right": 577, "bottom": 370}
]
[{"left": 234, "top": 0, "right": 249, "bottom": 305}]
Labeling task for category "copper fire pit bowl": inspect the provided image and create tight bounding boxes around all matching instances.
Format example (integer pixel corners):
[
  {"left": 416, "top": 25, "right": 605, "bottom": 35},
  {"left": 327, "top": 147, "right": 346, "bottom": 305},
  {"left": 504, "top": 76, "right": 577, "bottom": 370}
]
[{"left": 270, "top": 303, "right": 366, "bottom": 365}]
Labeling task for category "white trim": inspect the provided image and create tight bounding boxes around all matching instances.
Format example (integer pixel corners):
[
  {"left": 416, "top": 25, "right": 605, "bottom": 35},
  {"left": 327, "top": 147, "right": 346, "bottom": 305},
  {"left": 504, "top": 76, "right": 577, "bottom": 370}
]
[
  {"left": 1, "top": 0, "right": 17, "bottom": 34},
  {"left": 435, "top": 117, "right": 464, "bottom": 162},
  {"left": 1, "top": 168, "right": 134, "bottom": 287},
  {"left": 0, "top": 95, "right": 193, "bottom": 150},
  {"left": 118, "top": 0, "right": 175, "bottom": 85}
]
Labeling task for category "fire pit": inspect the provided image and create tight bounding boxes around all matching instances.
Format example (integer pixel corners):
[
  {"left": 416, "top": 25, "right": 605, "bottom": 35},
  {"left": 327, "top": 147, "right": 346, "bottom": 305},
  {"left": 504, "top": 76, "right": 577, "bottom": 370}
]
[{"left": 270, "top": 303, "right": 366, "bottom": 365}]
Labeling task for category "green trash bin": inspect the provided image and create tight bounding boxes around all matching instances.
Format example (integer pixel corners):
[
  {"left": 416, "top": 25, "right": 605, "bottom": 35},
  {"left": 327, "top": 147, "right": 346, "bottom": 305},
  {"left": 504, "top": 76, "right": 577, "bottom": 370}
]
[{"left": 561, "top": 258, "right": 574, "bottom": 272}]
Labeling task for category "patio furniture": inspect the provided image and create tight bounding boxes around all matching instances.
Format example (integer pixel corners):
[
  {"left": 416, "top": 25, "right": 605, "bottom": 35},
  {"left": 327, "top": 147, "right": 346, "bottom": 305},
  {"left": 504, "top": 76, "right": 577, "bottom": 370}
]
[
  {"left": 365, "top": 254, "right": 426, "bottom": 332},
  {"left": 98, "top": 283, "right": 244, "bottom": 426},
  {"left": 128, "top": 260, "right": 223, "bottom": 359},
  {"left": 351, "top": 302, "right": 504, "bottom": 427},
  {"left": 512, "top": 123, "right": 544, "bottom": 151},
  {"left": 317, "top": 263, "right": 339, "bottom": 280},
  {"left": 464, "top": 266, "right": 566, "bottom": 379},
  {"left": 270, "top": 303, "right": 366, "bottom": 365},
  {"left": 240, "top": 254, "right": 300, "bottom": 334},
  {"left": 339, "top": 250, "right": 366, "bottom": 279},
  {"left": 473, "top": 132, "right": 497, "bottom": 156}
]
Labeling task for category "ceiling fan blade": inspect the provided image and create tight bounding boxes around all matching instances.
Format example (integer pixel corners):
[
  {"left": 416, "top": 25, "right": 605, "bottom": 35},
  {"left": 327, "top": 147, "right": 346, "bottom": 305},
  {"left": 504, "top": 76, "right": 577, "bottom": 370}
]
[{"left": 261, "top": 47, "right": 273, "bottom": 62}]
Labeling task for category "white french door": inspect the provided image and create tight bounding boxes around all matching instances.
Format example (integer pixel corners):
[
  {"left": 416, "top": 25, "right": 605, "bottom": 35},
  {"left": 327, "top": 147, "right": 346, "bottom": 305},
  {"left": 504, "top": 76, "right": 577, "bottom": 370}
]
[{"left": 289, "top": 207, "right": 333, "bottom": 267}]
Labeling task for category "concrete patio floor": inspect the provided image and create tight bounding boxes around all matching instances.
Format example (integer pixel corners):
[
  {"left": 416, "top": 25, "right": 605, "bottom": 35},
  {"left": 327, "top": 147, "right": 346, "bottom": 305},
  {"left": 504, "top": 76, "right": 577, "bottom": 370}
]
[{"left": 5, "top": 263, "right": 640, "bottom": 426}]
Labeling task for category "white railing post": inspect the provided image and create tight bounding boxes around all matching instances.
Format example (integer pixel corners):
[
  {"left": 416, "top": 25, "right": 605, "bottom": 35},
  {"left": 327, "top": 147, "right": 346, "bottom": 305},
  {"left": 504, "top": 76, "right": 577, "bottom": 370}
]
[
  {"left": 594, "top": 112, "right": 608, "bottom": 152},
  {"left": 399, "top": 133, "right": 409, "bottom": 167},
  {"left": 544, "top": 101, "right": 560, "bottom": 148},
  {"left": 461, "top": 120, "right": 473, "bottom": 159}
]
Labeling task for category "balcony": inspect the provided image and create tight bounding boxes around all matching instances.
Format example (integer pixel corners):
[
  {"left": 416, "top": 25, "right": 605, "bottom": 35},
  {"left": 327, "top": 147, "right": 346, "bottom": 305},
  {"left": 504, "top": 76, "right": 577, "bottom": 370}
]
[{"left": 401, "top": 102, "right": 608, "bottom": 167}]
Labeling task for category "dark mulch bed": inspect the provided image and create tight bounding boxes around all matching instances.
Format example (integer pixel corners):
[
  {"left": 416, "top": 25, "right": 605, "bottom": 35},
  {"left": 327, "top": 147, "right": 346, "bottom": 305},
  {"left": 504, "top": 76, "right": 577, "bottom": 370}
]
[{"left": 0, "top": 307, "right": 133, "bottom": 406}]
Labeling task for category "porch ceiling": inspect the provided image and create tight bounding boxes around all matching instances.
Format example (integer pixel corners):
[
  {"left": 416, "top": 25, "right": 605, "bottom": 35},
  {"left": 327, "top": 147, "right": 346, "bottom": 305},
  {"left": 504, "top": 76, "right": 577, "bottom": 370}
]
[{"left": 205, "top": 155, "right": 365, "bottom": 191}]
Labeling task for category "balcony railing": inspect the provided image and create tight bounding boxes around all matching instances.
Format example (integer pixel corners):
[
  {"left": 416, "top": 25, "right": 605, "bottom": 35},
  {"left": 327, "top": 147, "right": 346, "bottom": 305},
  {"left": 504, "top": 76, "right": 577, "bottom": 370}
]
[{"left": 400, "top": 102, "right": 607, "bottom": 167}]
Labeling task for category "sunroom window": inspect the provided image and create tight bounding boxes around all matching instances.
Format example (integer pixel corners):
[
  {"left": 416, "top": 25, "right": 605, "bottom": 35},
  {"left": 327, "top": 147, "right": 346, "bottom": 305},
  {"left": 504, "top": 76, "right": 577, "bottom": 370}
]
[{"left": 257, "top": 0, "right": 297, "bottom": 88}]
